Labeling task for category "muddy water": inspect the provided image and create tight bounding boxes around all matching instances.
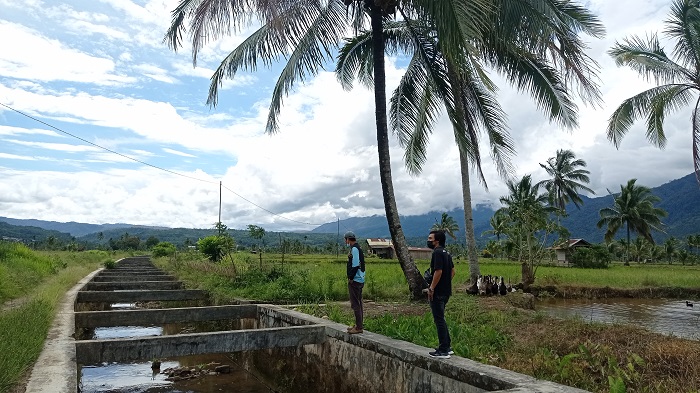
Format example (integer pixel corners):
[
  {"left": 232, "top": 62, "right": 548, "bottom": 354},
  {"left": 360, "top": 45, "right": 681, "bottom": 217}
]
[
  {"left": 537, "top": 298, "right": 700, "bottom": 340},
  {"left": 79, "top": 353, "right": 274, "bottom": 393}
]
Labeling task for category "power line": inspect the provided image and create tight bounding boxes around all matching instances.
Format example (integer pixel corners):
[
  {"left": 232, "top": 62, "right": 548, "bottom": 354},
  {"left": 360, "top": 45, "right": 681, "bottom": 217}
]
[
  {"left": 0, "top": 101, "right": 328, "bottom": 227},
  {"left": 221, "top": 184, "right": 325, "bottom": 226},
  {"left": 0, "top": 102, "right": 216, "bottom": 184}
]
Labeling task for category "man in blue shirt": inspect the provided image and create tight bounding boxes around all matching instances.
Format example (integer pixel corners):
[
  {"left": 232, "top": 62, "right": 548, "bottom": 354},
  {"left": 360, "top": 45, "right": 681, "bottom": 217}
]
[{"left": 345, "top": 231, "right": 365, "bottom": 334}]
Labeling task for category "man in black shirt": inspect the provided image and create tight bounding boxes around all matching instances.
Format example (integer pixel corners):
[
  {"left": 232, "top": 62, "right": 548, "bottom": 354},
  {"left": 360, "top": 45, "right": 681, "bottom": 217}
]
[{"left": 426, "top": 230, "right": 455, "bottom": 359}]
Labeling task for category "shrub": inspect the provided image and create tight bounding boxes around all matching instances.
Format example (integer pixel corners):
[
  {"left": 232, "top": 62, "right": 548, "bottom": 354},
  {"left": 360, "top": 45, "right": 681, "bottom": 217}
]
[
  {"left": 152, "top": 242, "right": 177, "bottom": 257},
  {"left": 570, "top": 245, "right": 611, "bottom": 269},
  {"left": 103, "top": 259, "right": 116, "bottom": 269},
  {"left": 197, "top": 235, "right": 235, "bottom": 262}
]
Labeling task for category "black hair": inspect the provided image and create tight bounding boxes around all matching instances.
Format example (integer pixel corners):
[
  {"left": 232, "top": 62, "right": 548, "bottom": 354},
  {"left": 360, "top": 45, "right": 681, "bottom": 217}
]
[{"left": 429, "top": 230, "right": 446, "bottom": 247}]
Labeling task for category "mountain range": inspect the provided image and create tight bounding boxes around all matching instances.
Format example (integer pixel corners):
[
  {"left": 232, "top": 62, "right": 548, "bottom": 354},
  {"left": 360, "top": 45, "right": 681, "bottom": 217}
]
[
  {"left": 313, "top": 172, "right": 700, "bottom": 244},
  {"left": 1, "top": 172, "right": 698, "bottom": 247}
]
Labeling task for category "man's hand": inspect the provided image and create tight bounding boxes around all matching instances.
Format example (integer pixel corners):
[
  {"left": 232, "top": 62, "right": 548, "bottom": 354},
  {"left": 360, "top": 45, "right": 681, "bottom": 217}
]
[{"left": 427, "top": 287, "right": 434, "bottom": 301}]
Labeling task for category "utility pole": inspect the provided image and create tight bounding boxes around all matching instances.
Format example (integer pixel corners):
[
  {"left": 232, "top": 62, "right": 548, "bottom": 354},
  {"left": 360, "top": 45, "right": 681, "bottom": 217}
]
[
  {"left": 218, "top": 181, "right": 222, "bottom": 235},
  {"left": 336, "top": 216, "right": 339, "bottom": 260}
]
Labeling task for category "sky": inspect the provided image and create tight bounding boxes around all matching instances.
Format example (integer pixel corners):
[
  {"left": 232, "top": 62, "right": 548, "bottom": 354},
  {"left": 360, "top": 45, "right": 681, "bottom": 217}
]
[{"left": 0, "top": 0, "right": 693, "bottom": 232}]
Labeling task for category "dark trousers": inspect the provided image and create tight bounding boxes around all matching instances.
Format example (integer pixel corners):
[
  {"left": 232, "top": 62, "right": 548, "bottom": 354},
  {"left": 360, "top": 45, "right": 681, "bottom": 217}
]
[
  {"left": 348, "top": 280, "right": 364, "bottom": 329},
  {"left": 430, "top": 295, "right": 451, "bottom": 352}
]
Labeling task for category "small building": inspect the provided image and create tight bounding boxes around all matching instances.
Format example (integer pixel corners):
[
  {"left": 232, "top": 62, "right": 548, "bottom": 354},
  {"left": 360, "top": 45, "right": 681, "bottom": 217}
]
[
  {"left": 366, "top": 238, "right": 394, "bottom": 259},
  {"left": 408, "top": 246, "right": 432, "bottom": 260},
  {"left": 365, "top": 238, "right": 432, "bottom": 260},
  {"left": 550, "top": 238, "right": 592, "bottom": 263}
]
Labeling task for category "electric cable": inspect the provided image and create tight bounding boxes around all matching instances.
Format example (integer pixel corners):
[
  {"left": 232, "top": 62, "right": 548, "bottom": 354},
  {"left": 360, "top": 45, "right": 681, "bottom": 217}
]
[
  {"left": 0, "top": 102, "right": 217, "bottom": 184},
  {"left": 221, "top": 184, "right": 325, "bottom": 226},
  {"left": 0, "top": 102, "right": 333, "bottom": 227}
]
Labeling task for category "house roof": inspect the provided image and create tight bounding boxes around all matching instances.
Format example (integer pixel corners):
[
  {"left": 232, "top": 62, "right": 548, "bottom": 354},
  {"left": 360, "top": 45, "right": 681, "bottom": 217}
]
[
  {"left": 366, "top": 238, "right": 393, "bottom": 249},
  {"left": 408, "top": 247, "right": 432, "bottom": 252},
  {"left": 550, "top": 238, "right": 592, "bottom": 250}
]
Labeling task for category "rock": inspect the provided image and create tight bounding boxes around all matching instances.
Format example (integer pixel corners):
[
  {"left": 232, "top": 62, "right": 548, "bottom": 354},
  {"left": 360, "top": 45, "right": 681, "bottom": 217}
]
[
  {"left": 215, "top": 364, "right": 231, "bottom": 374},
  {"left": 506, "top": 292, "right": 535, "bottom": 310}
]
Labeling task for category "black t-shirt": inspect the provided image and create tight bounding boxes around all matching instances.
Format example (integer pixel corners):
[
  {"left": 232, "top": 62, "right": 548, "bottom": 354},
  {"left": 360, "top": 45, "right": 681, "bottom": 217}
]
[{"left": 430, "top": 247, "right": 453, "bottom": 297}]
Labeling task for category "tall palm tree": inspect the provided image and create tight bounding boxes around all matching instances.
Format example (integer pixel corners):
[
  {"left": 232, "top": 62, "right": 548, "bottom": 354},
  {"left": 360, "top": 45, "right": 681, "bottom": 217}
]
[
  {"left": 431, "top": 212, "right": 459, "bottom": 240},
  {"left": 537, "top": 149, "right": 594, "bottom": 214},
  {"left": 597, "top": 179, "right": 668, "bottom": 263},
  {"left": 607, "top": 0, "right": 700, "bottom": 183},
  {"left": 164, "top": 0, "right": 473, "bottom": 299},
  {"left": 336, "top": 0, "right": 604, "bottom": 288}
]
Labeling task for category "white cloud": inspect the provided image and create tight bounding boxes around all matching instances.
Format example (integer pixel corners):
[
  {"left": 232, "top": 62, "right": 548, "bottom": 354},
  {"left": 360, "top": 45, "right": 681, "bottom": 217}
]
[
  {"left": 4, "top": 139, "right": 100, "bottom": 153},
  {"left": 163, "top": 148, "right": 196, "bottom": 158},
  {"left": 0, "top": 21, "right": 135, "bottom": 85},
  {"left": 0, "top": 0, "right": 694, "bottom": 231},
  {"left": 0, "top": 153, "right": 37, "bottom": 160},
  {"left": 134, "top": 63, "right": 178, "bottom": 83}
]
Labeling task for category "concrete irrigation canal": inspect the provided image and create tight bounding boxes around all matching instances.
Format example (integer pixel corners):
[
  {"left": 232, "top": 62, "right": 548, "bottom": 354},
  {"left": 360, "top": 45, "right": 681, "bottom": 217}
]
[{"left": 23, "top": 257, "right": 589, "bottom": 393}]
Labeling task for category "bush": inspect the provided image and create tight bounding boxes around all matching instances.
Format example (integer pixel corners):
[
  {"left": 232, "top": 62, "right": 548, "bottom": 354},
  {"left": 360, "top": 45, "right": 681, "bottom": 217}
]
[
  {"left": 152, "top": 242, "right": 177, "bottom": 257},
  {"left": 197, "top": 235, "right": 235, "bottom": 262},
  {"left": 570, "top": 245, "right": 611, "bottom": 269},
  {"left": 103, "top": 259, "right": 116, "bottom": 269}
]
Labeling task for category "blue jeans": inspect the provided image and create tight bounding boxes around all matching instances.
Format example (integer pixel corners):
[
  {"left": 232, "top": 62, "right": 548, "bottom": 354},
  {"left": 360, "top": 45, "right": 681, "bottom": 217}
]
[{"left": 430, "top": 295, "right": 451, "bottom": 352}]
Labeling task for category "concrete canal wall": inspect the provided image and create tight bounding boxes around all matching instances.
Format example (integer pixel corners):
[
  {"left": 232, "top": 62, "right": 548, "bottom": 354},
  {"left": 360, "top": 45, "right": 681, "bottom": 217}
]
[{"left": 25, "top": 256, "right": 590, "bottom": 393}]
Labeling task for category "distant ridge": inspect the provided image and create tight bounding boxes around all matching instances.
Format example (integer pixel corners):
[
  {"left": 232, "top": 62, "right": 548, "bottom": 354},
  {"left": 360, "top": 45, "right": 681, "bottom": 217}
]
[
  {"left": 0, "top": 217, "right": 161, "bottom": 237},
  {"left": 1, "top": 173, "right": 698, "bottom": 246},
  {"left": 313, "top": 172, "right": 700, "bottom": 244}
]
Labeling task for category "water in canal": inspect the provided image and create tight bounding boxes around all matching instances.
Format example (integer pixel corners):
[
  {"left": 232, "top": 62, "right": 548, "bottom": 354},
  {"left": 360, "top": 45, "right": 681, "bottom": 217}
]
[
  {"left": 79, "top": 353, "right": 275, "bottom": 393},
  {"left": 537, "top": 297, "right": 700, "bottom": 340}
]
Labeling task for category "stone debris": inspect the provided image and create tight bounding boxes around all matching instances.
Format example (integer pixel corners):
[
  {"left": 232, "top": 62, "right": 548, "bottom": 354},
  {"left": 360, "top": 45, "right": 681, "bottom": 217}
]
[{"left": 159, "top": 362, "right": 232, "bottom": 381}]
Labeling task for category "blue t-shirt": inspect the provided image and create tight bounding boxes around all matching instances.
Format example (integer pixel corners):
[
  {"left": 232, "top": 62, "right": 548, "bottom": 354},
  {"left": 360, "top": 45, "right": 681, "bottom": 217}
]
[{"left": 349, "top": 245, "right": 365, "bottom": 283}]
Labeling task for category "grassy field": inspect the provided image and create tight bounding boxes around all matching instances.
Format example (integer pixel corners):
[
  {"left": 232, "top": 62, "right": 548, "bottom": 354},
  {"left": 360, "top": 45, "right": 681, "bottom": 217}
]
[
  {"left": 154, "top": 251, "right": 700, "bottom": 393},
  {"left": 155, "top": 252, "right": 700, "bottom": 303},
  {"left": 0, "top": 243, "right": 126, "bottom": 393},
  {"left": 2, "top": 245, "right": 697, "bottom": 393}
]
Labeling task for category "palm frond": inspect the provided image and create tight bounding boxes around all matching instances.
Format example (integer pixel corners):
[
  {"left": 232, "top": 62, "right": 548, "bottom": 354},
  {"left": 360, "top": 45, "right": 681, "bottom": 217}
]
[
  {"left": 609, "top": 34, "right": 693, "bottom": 84},
  {"left": 335, "top": 31, "right": 374, "bottom": 90},
  {"left": 458, "top": 65, "right": 514, "bottom": 181},
  {"left": 489, "top": 48, "right": 578, "bottom": 128},
  {"left": 336, "top": 20, "right": 412, "bottom": 91},
  {"left": 263, "top": 1, "right": 350, "bottom": 134},
  {"left": 607, "top": 84, "right": 695, "bottom": 148},
  {"left": 163, "top": 0, "right": 203, "bottom": 51},
  {"left": 665, "top": 0, "right": 700, "bottom": 70}
]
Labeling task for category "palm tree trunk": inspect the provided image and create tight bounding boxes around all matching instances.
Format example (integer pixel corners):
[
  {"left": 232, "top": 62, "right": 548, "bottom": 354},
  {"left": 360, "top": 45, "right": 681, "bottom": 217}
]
[
  {"left": 459, "top": 149, "right": 480, "bottom": 287},
  {"left": 445, "top": 59, "right": 480, "bottom": 289},
  {"left": 625, "top": 223, "right": 631, "bottom": 265},
  {"left": 370, "top": 3, "right": 424, "bottom": 300}
]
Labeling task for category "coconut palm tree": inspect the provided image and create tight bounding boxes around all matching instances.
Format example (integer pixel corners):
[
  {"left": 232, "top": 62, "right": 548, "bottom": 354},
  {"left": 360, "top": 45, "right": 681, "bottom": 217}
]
[
  {"left": 663, "top": 236, "right": 679, "bottom": 263},
  {"left": 537, "top": 149, "right": 594, "bottom": 214},
  {"left": 607, "top": 0, "right": 700, "bottom": 182},
  {"left": 431, "top": 212, "right": 460, "bottom": 240},
  {"left": 484, "top": 209, "right": 509, "bottom": 243},
  {"left": 597, "top": 179, "right": 667, "bottom": 263},
  {"left": 164, "top": 0, "right": 479, "bottom": 299},
  {"left": 336, "top": 0, "right": 604, "bottom": 288},
  {"left": 499, "top": 175, "right": 552, "bottom": 285}
]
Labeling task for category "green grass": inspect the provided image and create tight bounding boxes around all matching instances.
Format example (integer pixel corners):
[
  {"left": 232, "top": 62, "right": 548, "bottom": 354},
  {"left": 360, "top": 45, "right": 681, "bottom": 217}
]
[
  {"left": 0, "top": 300, "right": 53, "bottom": 392},
  {"left": 155, "top": 253, "right": 700, "bottom": 306},
  {"left": 0, "top": 244, "right": 125, "bottom": 392},
  {"left": 298, "top": 296, "right": 513, "bottom": 361}
]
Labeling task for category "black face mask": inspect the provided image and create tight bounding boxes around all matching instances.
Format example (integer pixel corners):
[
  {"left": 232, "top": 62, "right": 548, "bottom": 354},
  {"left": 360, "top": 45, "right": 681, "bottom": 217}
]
[{"left": 427, "top": 241, "right": 435, "bottom": 249}]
